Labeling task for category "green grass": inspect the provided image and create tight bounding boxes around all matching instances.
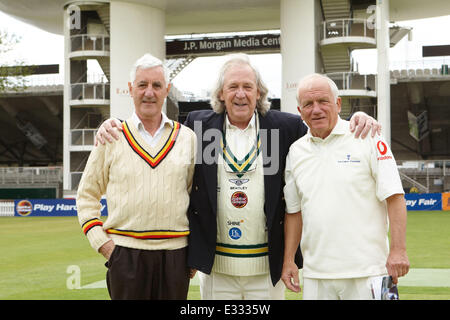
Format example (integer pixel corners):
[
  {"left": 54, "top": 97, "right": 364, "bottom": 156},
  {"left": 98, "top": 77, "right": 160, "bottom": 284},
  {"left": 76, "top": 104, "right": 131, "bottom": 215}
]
[
  {"left": 405, "top": 211, "right": 450, "bottom": 268},
  {"left": 399, "top": 286, "right": 450, "bottom": 300},
  {"left": 0, "top": 211, "right": 449, "bottom": 300}
]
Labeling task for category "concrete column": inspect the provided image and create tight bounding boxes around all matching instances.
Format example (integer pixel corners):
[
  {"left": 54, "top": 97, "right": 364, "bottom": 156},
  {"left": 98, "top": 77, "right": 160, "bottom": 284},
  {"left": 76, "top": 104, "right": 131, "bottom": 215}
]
[
  {"left": 63, "top": 5, "right": 71, "bottom": 192},
  {"left": 110, "top": 0, "right": 166, "bottom": 120},
  {"left": 280, "top": 0, "right": 319, "bottom": 115},
  {"left": 376, "top": 0, "right": 391, "bottom": 145}
]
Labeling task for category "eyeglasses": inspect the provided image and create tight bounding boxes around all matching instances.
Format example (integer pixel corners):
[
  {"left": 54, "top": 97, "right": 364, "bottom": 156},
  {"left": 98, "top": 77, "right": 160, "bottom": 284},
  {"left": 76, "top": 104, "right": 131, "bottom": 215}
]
[{"left": 381, "top": 276, "right": 399, "bottom": 300}]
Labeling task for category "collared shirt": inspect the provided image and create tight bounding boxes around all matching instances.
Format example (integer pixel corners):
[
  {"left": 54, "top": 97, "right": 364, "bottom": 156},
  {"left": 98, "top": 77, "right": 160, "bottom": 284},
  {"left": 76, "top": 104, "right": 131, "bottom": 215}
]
[
  {"left": 283, "top": 117, "right": 404, "bottom": 279},
  {"left": 131, "top": 112, "right": 173, "bottom": 148},
  {"left": 304, "top": 117, "right": 347, "bottom": 143},
  {"left": 224, "top": 112, "right": 257, "bottom": 160}
]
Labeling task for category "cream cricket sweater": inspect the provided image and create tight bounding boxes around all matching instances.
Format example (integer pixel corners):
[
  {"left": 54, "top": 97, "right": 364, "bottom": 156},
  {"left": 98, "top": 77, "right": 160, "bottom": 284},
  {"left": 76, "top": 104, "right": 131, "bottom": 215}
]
[
  {"left": 213, "top": 114, "right": 269, "bottom": 276},
  {"left": 76, "top": 118, "right": 196, "bottom": 252}
]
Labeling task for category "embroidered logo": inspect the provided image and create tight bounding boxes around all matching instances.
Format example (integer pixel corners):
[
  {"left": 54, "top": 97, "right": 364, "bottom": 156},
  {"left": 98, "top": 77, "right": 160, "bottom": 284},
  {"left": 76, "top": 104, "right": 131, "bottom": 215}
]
[
  {"left": 227, "top": 219, "right": 244, "bottom": 226},
  {"left": 228, "top": 227, "right": 242, "bottom": 240},
  {"left": 337, "top": 154, "right": 360, "bottom": 164},
  {"left": 377, "top": 141, "right": 387, "bottom": 155},
  {"left": 229, "top": 178, "right": 249, "bottom": 186},
  {"left": 377, "top": 140, "right": 393, "bottom": 160},
  {"left": 230, "top": 191, "right": 248, "bottom": 208}
]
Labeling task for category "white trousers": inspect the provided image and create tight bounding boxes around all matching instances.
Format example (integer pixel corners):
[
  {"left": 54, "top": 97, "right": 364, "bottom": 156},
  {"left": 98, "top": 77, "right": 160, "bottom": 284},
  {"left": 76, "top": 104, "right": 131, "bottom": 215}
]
[
  {"left": 199, "top": 271, "right": 285, "bottom": 300},
  {"left": 302, "top": 275, "right": 386, "bottom": 300}
]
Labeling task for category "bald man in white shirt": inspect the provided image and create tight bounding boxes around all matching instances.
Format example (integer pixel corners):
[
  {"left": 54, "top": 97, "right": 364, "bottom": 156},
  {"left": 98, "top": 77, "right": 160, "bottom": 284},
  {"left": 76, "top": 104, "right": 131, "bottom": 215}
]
[{"left": 281, "top": 73, "right": 410, "bottom": 300}]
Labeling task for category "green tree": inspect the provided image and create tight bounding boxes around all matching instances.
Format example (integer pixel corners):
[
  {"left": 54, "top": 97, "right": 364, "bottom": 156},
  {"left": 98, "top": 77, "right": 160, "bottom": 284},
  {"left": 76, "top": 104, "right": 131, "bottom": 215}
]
[{"left": 0, "top": 29, "right": 32, "bottom": 92}]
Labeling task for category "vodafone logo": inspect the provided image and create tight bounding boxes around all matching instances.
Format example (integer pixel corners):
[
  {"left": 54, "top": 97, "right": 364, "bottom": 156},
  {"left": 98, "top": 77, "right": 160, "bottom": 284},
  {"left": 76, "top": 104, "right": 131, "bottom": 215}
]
[
  {"left": 377, "top": 141, "right": 387, "bottom": 155},
  {"left": 376, "top": 140, "right": 393, "bottom": 160}
]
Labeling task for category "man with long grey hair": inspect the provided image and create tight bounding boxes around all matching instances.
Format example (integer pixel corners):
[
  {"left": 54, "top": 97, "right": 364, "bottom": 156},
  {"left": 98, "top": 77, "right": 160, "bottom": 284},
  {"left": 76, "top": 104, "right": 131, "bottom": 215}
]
[
  {"left": 209, "top": 53, "right": 271, "bottom": 115},
  {"left": 95, "top": 53, "right": 381, "bottom": 300}
]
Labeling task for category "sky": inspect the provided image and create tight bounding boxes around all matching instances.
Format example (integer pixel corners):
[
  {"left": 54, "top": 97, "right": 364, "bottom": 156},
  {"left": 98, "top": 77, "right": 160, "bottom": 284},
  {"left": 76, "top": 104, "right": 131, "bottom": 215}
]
[{"left": 0, "top": 11, "right": 449, "bottom": 98}]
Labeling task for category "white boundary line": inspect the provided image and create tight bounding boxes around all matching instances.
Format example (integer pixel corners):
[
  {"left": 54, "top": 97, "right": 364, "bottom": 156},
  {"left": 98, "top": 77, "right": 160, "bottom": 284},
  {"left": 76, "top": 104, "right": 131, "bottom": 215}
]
[{"left": 80, "top": 268, "right": 450, "bottom": 289}]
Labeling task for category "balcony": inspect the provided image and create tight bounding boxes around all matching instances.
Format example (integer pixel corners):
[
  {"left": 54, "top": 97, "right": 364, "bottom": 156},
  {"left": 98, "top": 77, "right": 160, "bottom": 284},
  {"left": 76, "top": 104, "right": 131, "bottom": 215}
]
[
  {"left": 326, "top": 72, "right": 377, "bottom": 98},
  {"left": 70, "top": 129, "right": 98, "bottom": 151},
  {"left": 70, "top": 82, "right": 110, "bottom": 106},
  {"left": 320, "top": 18, "right": 376, "bottom": 47},
  {"left": 320, "top": 19, "right": 377, "bottom": 73},
  {"left": 0, "top": 167, "right": 63, "bottom": 185},
  {"left": 69, "top": 34, "right": 110, "bottom": 59}
]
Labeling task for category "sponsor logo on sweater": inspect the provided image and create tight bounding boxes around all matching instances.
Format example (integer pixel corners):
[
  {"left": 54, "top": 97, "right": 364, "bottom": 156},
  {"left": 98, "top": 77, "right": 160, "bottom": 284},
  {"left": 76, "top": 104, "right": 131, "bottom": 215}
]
[
  {"left": 230, "top": 191, "right": 248, "bottom": 208},
  {"left": 229, "top": 178, "right": 249, "bottom": 186},
  {"left": 229, "top": 227, "right": 242, "bottom": 240}
]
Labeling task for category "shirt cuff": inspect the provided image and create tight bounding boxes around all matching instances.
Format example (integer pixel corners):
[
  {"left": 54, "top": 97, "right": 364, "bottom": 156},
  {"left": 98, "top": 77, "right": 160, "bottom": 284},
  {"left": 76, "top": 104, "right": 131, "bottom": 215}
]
[{"left": 86, "top": 226, "right": 111, "bottom": 252}]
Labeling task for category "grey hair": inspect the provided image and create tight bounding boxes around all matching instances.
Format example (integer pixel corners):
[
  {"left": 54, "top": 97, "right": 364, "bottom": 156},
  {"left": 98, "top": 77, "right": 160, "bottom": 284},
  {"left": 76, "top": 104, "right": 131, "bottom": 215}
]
[
  {"left": 210, "top": 53, "right": 270, "bottom": 115},
  {"left": 296, "top": 73, "right": 340, "bottom": 105},
  {"left": 129, "top": 53, "right": 170, "bottom": 84}
]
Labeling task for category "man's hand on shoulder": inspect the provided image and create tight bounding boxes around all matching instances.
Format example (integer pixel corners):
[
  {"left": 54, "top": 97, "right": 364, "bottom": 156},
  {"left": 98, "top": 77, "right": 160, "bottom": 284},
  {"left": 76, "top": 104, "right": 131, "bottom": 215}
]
[
  {"left": 349, "top": 111, "right": 381, "bottom": 139},
  {"left": 95, "top": 118, "right": 122, "bottom": 146}
]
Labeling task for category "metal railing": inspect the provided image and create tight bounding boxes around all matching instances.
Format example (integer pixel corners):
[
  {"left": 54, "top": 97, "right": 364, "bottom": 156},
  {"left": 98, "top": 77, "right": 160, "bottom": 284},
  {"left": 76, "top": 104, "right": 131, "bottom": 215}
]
[
  {"left": 326, "top": 72, "right": 376, "bottom": 92},
  {"left": 0, "top": 167, "right": 63, "bottom": 184},
  {"left": 0, "top": 201, "right": 15, "bottom": 216},
  {"left": 391, "top": 58, "right": 450, "bottom": 72},
  {"left": 71, "top": 129, "right": 98, "bottom": 146},
  {"left": 397, "top": 160, "right": 449, "bottom": 176},
  {"left": 23, "top": 74, "right": 64, "bottom": 87},
  {"left": 397, "top": 160, "right": 450, "bottom": 193},
  {"left": 321, "top": 18, "right": 376, "bottom": 41},
  {"left": 390, "top": 58, "right": 450, "bottom": 78},
  {"left": 70, "top": 82, "right": 110, "bottom": 101},
  {"left": 70, "top": 34, "right": 110, "bottom": 52}
]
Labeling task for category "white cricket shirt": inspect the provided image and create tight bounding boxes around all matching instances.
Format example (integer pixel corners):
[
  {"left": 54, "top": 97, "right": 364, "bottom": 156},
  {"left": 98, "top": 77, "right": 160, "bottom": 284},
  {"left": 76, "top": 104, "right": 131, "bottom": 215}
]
[{"left": 283, "top": 118, "right": 404, "bottom": 279}]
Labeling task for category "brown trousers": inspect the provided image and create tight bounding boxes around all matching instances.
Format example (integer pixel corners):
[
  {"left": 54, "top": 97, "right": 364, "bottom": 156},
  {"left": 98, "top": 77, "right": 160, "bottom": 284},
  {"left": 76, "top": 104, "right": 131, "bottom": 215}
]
[{"left": 105, "top": 245, "right": 190, "bottom": 300}]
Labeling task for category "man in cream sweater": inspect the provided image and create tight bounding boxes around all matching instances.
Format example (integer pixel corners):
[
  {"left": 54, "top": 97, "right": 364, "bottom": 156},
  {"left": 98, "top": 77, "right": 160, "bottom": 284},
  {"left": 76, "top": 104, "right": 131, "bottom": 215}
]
[{"left": 76, "top": 54, "right": 196, "bottom": 300}]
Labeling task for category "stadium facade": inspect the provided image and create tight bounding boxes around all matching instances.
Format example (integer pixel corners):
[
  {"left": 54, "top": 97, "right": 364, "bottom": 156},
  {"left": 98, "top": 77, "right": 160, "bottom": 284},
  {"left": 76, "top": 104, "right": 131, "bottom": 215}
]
[{"left": 0, "top": 0, "right": 449, "bottom": 198}]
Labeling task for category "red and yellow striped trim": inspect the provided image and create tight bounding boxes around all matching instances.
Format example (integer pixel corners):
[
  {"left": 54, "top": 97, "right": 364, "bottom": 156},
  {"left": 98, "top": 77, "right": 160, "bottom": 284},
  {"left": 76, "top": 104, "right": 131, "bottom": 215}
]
[
  {"left": 122, "top": 120, "right": 181, "bottom": 168},
  {"left": 106, "top": 228, "right": 189, "bottom": 240},
  {"left": 82, "top": 218, "right": 103, "bottom": 235}
]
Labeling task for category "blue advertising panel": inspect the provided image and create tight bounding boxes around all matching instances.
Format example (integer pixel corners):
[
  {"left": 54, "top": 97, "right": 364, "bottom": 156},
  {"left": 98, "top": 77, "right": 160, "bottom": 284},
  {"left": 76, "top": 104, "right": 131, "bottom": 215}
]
[
  {"left": 404, "top": 193, "right": 442, "bottom": 211},
  {"left": 14, "top": 198, "right": 108, "bottom": 217}
]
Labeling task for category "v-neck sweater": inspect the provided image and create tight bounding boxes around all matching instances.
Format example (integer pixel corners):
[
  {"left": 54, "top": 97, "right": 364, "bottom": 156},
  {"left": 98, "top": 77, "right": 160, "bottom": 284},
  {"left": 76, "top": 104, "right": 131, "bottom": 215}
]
[{"left": 77, "top": 118, "right": 197, "bottom": 252}]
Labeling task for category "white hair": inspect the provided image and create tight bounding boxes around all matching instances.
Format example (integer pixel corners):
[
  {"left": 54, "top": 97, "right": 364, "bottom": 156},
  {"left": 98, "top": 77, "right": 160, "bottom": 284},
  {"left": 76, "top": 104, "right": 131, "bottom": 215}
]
[
  {"left": 129, "top": 53, "right": 170, "bottom": 84},
  {"left": 210, "top": 53, "right": 271, "bottom": 115},
  {"left": 296, "top": 73, "right": 340, "bottom": 105}
]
